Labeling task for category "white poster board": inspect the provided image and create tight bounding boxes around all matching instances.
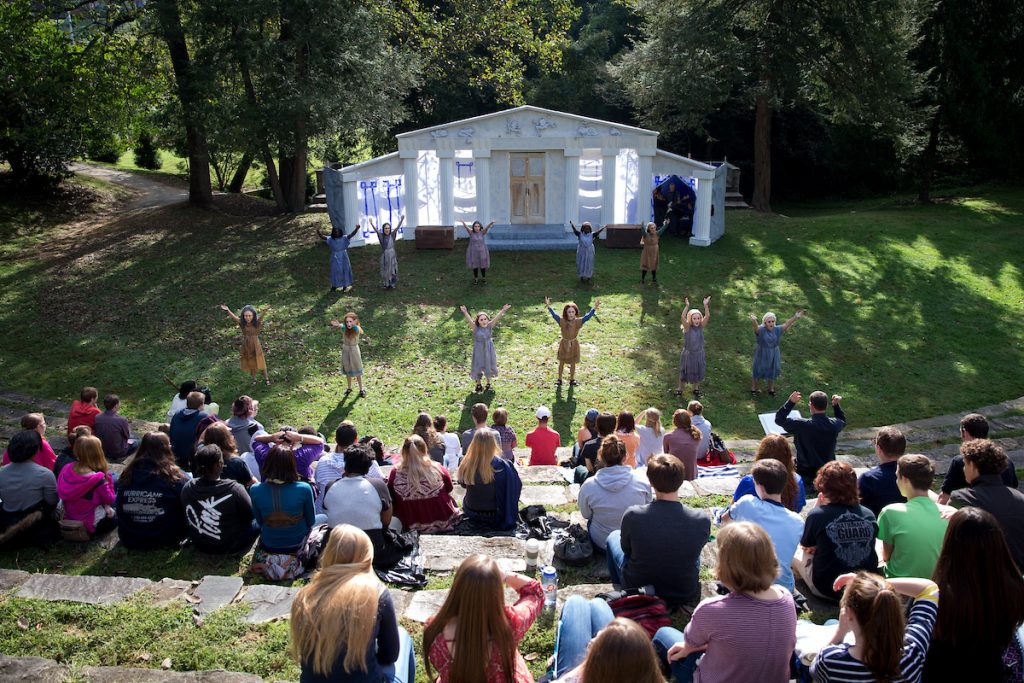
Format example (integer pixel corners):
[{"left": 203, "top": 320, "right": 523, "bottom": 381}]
[{"left": 760, "top": 410, "right": 801, "bottom": 435}]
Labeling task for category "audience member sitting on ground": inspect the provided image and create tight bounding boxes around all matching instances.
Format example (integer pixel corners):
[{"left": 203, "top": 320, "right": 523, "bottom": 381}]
[
  {"left": 434, "top": 415, "right": 462, "bottom": 470},
  {"left": 95, "top": 396, "right": 139, "bottom": 462},
  {"left": 168, "top": 392, "right": 207, "bottom": 470},
  {"left": 605, "top": 454, "right": 709, "bottom": 610},
  {"left": 687, "top": 400, "right": 712, "bottom": 460},
  {"left": 195, "top": 402, "right": 221, "bottom": 437},
  {"left": 324, "top": 444, "right": 404, "bottom": 570},
  {"left": 575, "top": 408, "right": 599, "bottom": 462},
  {"left": 731, "top": 434, "right": 806, "bottom": 512},
  {"left": 249, "top": 446, "right": 319, "bottom": 554},
  {"left": 115, "top": 432, "right": 188, "bottom": 550},
  {"left": 56, "top": 434, "right": 116, "bottom": 537},
  {"left": 226, "top": 394, "right": 264, "bottom": 457},
  {"left": 525, "top": 406, "right": 559, "bottom": 467},
  {"left": 424, "top": 554, "right": 544, "bottom": 683},
  {"left": 812, "top": 571, "right": 939, "bottom": 683},
  {"left": 460, "top": 403, "right": 493, "bottom": 453},
  {"left": 663, "top": 408, "right": 702, "bottom": 481},
  {"left": 938, "top": 413, "right": 1018, "bottom": 504},
  {"left": 775, "top": 390, "right": 846, "bottom": 487},
  {"left": 550, "top": 604, "right": 664, "bottom": 683},
  {"left": 794, "top": 461, "right": 878, "bottom": 600},
  {"left": 654, "top": 522, "right": 797, "bottom": 683},
  {"left": 387, "top": 435, "right": 459, "bottom": 533},
  {"left": 614, "top": 411, "right": 640, "bottom": 468},
  {"left": 923, "top": 507, "right": 1024, "bottom": 681},
  {"left": 1, "top": 413, "right": 57, "bottom": 469},
  {"left": 857, "top": 426, "right": 908, "bottom": 516},
  {"left": 722, "top": 459, "right": 804, "bottom": 592},
  {"left": 316, "top": 423, "right": 385, "bottom": 506},
  {"left": 876, "top": 454, "right": 947, "bottom": 579},
  {"left": 290, "top": 525, "right": 415, "bottom": 683},
  {"left": 457, "top": 429, "right": 522, "bottom": 530},
  {"left": 490, "top": 408, "right": 518, "bottom": 462},
  {"left": 0, "top": 430, "right": 58, "bottom": 546},
  {"left": 948, "top": 438, "right": 1024, "bottom": 569},
  {"left": 54, "top": 425, "right": 91, "bottom": 478},
  {"left": 67, "top": 387, "right": 100, "bottom": 434},
  {"left": 200, "top": 422, "right": 256, "bottom": 488},
  {"left": 578, "top": 435, "right": 653, "bottom": 551},
  {"left": 575, "top": 411, "right": 616, "bottom": 482},
  {"left": 181, "top": 444, "right": 258, "bottom": 554},
  {"left": 413, "top": 412, "right": 447, "bottom": 465},
  {"left": 166, "top": 380, "right": 198, "bottom": 420},
  {"left": 252, "top": 425, "right": 326, "bottom": 482},
  {"left": 635, "top": 407, "right": 663, "bottom": 467}
]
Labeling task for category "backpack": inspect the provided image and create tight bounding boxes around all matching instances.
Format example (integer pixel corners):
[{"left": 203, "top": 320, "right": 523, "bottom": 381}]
[
  {"left": 699, "top": 431, "right": 736, "bottom": 467},
  {"left": 599, "top": 588, "right": 672, "bottom": 637}
]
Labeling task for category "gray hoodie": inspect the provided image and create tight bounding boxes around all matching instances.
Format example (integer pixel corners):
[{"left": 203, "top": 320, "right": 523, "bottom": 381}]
[{"left": 578, "top": 465, "right": 652, "bottom": 549}]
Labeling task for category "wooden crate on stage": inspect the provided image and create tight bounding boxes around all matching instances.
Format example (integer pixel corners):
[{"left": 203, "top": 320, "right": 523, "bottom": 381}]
[
  {"left": 603, "top": 223, "right": 643, "bottom": 249},
  {"left": 415, "top": 225, "right": 455, "bottom": 249}
]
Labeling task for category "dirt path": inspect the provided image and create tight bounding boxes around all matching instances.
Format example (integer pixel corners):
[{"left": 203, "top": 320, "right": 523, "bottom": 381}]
[{"left": 70, "top": 162, "right": 188, "bottom": 210}]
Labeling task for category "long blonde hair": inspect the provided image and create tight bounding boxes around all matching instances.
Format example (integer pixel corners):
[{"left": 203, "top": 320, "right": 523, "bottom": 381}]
[
  {"left": 399, "top": 435, "right": 443, "bottom": 496},
  {"left": 423, "top": 554, "right": 516, "bottom": 681},
  {"left": 73, "top": 435, "right": 109, "bottom": 474},
  {"left": 458, "top": 429, "right": 500, "bottom": 486},
  {"left": 290, "top": 525, "right": 380, "bottom": 676},
  {"left": 641, "top": 407, "right": 663, "bottom": 436}
]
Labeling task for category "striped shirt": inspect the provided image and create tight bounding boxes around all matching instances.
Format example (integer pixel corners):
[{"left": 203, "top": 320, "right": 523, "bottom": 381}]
[{"left": 812, "top": 585, "right": 939, "bottom": 683}]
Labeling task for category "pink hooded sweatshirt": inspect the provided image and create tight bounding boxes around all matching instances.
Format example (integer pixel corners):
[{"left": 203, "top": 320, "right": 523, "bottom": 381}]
[{"left": 57, "top": 467, "right": 115, "bottom": 533}]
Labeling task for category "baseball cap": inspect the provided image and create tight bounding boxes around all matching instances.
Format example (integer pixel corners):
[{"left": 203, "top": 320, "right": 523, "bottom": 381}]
[
  {"left": 585, "top": 408, "right": 599, "bottom": 421},
  {"left": 536, "top": 405, "right": 551, "bottom": 419}
]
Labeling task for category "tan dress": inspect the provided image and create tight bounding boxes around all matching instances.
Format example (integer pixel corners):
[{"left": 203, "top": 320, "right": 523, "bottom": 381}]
[
  {"left": 557, "top": 318, "right": 583, "bottom": 363},
  {"left": 240, "top": 322, "right": 267, "bottom": 372},
  {"left": 640, "top": 232, "right": 660, "bottom": 271}
]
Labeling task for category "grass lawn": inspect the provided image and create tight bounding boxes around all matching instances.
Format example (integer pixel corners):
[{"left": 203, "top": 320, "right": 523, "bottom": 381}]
[{"left": 0, "top": 176, "right": 1022, "bottom": 446}]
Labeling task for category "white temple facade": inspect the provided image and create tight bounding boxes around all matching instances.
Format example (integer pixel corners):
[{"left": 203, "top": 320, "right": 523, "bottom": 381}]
[{"left": 324, "top": 106, "right": 726, "bottom": 247}]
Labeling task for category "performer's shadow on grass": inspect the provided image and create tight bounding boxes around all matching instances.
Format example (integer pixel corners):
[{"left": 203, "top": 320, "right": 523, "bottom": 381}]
[
  {"left": 551, "top": 385, "right": 577, "bottom": 450},
  {"left": 321, "top": 388, "right": 359, "bottom": 431},
  {"left": 456, "top": 388, "right": 496, "bottom": 433}
]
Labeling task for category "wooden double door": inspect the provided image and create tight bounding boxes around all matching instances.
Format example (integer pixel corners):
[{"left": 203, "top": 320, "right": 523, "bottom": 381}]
[{"left": 510, "top": 153, "right": 545, "bottom": 223}]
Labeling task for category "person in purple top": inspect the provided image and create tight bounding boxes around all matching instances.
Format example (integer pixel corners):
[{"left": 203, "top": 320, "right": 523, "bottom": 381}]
[{"left": 252, "top": 426, "right": 326, "bottom": 482}]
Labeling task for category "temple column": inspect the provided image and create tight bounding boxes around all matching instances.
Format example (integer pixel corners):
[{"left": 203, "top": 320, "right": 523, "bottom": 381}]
[
  {"left": 402, "top": 154, "right": 419, "bottom": 231},
  {"left": 438, "top": 150, "right": 455, "bottom": 226},
  {"left": 636, "top": 153, "right": 653, "bottom": 225},
  {"left": 691, "top": 174, "right": 713, "bottom": 247},
  {"left": 474, "top": 152, "right": 491, "bottom": 222},
  {"left": 564, "top": 152, "right": 580, "bottom": 228},
  {"left": 600, "top": 151, "right": 617, "bottom": 228}
]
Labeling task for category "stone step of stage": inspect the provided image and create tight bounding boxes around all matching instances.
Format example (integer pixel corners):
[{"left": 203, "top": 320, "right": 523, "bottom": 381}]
[{"left": 484, "top": 223, "right": 578, "bottom": 251}]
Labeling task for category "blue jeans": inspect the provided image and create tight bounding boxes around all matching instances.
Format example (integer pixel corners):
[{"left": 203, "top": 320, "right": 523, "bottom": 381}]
[
  {"left": 605, "top": 530, "right": 627, "bottom": 585},
  {"left": 553, "top": 596, "right": 615, "bottom": 677},
  {"left": 653, "top": 627, "right": 700, "bottom": 683},
  {"left": 380, "top": 627, "right": 415, "bottom": 683}
]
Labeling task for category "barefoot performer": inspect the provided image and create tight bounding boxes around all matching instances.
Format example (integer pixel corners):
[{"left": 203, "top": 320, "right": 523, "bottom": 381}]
[
  {"left": 315, "top": 224, "right": 360, "bottom": 292},
  {"left": 330, "top": 312, "right": 365, "bottom": 397},
  {"left": 750, "top": 309, "right": 805, "bottom": 397},
  {"left": 220, "top": 304, "right": 270, "bottom": 385},
  {"left": 545, "top": 297, "right": 600, "bottom": 387},
  {"left": 458, "top": 304, "right": 511, "bottom": 392}
]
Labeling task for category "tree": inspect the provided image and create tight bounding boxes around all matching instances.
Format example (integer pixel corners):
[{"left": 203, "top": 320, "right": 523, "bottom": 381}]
[{"left": 613, "top": 0, "right": 921, "bottom": 212}]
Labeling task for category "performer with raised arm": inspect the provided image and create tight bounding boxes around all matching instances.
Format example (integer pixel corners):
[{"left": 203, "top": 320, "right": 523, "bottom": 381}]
[
  {"left": 458, "top": 303, "right": 511, "bottom": 393},
  {"left": 570, "top": 220, "right": 605, "bottom": 285},
  {"left": 367, "top": 215, "right": 404, "bottom": 289},
  {"left": 219, "top": 304, "right": 270, "bottom": 385},
  {"left": 330, "top": 312, "right": 365, "bottom": 397},
  {"left": 640, "top": 219, "right": 669, "bottom": 284},
  {"left": 315, "top": 223, "right": 360, "bottom": 292},
  {"left": 461, "top": 219, "right": 495, "bottom": 284},
  {"left": 677, "top": 295, "right": 711, "bottom": 397},
  {"left": 750, "top": 308, "right": 805, "bottom": 396},
  {"left": 545, "top": 297, "right": 600, "bottom": 387}
]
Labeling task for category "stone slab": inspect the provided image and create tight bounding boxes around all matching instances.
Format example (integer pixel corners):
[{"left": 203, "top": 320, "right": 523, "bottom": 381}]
[
  {"left": 556, "top": 582, "right": 613, "bottom": 608},
  {"left": 145, "top": 578, "right": 192, "bottom": 605},
  {"left": 0, "top": 568, "right": 31, "bottom": 591},
  {"left": 690, "top": 476, "right": 742, "bottom": 497},
  {"left": 82, "top": 666, "right": 265, "bottom": 682},
  {"left": 16, "top": 573, "right": 152, "bottom": 605},
  {"left": 700, "top": 541, "right": 719, "bottom": 570},
  {"left": 420, "top": 535, "right": 526, "bottom": 572},
  {"left": 403, "top": 587, "right": 522, "bottom": 623},
  {"left": 520, "top": 485, "right": 571, "bottom": 507},
  {"left": 238, "top": 584, "right": 300, "bottom": 623},
  {"left": 0, "top": 389, "right": 71, "bottom": 415},
  {"left": 191, "top": 575, "right": 243, "bottom": 615},
  {"left": 0, "top": 655, "right": 67, "bottom": 682},
  {"left": 390, "top": 589, "right": 413, "bottom": 618},
  {"left": 517, "top": 466, "right": 570, "bottom": 485}
]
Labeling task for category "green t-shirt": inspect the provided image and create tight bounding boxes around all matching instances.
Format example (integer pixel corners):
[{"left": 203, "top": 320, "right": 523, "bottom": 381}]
[{"left": 877, "top": 496, "right": 948, "bottom": 579}]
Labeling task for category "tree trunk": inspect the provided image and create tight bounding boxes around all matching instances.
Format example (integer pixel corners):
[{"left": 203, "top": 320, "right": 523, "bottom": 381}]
[
  {"left": 752, "top": 79, "right": 773, "bottom": 213},
  {"left": 153, "top": 0, "right": 213, "bottom": 208},
  {"left": 917, "top": 107, "right": 942, "bottom": 204},
  {"left": 237, "top": 57, "right": 285, "bottom": 210},
  {"left": 275, "top": 9, "right": 309, "bottom": 214},
  {"left": 227, "top": 151, "right": 253, "bottom": 193}
]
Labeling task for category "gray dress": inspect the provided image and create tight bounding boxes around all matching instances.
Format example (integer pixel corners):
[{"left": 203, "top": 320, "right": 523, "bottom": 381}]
[
  {"left": 752, "top": 325, "right": 784, "bottom": 379},
  {"left": 466, "top": 231, "right": 490, "bottom": 269},
  {"left": 470, "top": 325, "right": 498, "bottom": 379},
  {"left": 379, "top": 232, "right": 398, "bottom": 287},
  {"left": 679, "top": 325, "right": 706, "bottom": 382},
  {"left": 576, "top": 232, "right": 595, "bottom": 278}
]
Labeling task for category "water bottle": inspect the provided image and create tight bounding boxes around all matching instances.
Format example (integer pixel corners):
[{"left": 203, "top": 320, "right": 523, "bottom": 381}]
[{"left": 541, "top": 565, "right": 558, "bottom": 607}]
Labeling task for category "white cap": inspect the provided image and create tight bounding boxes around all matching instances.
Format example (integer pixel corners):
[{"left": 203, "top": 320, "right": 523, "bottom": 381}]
[{"left": 535, "top": 405, "right": 551, "bottom": 419}]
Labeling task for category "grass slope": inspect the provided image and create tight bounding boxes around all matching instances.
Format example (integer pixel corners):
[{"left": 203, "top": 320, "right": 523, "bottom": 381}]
[{"left": 0, "top": 178, "right": 1022, "bottom": 446}]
